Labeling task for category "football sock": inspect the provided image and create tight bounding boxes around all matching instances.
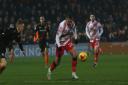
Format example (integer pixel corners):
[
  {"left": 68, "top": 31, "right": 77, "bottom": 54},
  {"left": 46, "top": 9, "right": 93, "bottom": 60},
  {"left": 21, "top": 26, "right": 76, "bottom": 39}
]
[
  {"left": 72, "top": 57, "right": 77, "bottom": 72},
  {"left": 44, "top": 51, "right": 49, "bottom": 66},
  {"left": 50, "top": 56, "right": 61, "bottom": 71},
  {"left": 50, "top": 61, "right": 56, "bottom": 71},
  {"left": 94, "top": 50, "right": 100, "bottom": 64}
]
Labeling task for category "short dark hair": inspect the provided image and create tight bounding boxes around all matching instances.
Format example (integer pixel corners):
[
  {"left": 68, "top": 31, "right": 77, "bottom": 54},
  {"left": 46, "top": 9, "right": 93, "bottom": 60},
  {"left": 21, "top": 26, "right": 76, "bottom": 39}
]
[{"left": 16, "top": 18, "right": 24, "bottom": 25}]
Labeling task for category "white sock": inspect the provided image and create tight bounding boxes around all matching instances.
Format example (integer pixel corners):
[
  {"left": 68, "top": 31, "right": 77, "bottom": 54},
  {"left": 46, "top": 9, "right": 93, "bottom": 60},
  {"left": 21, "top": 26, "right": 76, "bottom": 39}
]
[
  {"left": 48, "top": 68, "right": 51, "bottom": 73},
  {"left": 72, "top": 72, "right": 77, "bottom": 76}
]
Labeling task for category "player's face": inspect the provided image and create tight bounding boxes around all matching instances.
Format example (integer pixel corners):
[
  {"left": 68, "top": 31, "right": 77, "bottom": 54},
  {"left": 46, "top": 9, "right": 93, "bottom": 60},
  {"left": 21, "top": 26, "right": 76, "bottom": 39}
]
[
  {"left": 40, "top": 17, "right": 45, "bottom": 24},
  {"left": 17, "top": 23, "right": 24, "bottom": 32},
  {"left": 67, "top": 19, "right": 73, "bottom": 29},
  {"left": 90, "top": 15, "right": 95, "bottom": 21}
]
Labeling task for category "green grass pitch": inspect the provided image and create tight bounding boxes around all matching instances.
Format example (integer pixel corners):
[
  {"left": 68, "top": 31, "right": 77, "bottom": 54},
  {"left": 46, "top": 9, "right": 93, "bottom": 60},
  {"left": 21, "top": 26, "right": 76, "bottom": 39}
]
[{"left": 0, "top": 54, "right": 128, "bottom": 85}]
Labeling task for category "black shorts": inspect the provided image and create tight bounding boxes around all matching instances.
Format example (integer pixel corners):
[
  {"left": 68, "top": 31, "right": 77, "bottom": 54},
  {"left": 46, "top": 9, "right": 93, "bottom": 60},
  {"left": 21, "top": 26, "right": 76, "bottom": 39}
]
[{"left": 39, "top": 40, "right": 49, "bottom": 52}]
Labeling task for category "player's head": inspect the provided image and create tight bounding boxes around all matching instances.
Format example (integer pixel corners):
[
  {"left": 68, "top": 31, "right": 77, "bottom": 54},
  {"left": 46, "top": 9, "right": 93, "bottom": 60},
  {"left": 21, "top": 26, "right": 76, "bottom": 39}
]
[
  {"left": 65, "top": 16, "right": 74, "bottom": 28},
  {"left": 40, "top": 16, "right": 45, "bottom": 24},
  {"left": 90, "top": 14, "right": 95, "bottom": 21},
  {"left": 16, "top": 18, "right": 24, "bottom": 32}
]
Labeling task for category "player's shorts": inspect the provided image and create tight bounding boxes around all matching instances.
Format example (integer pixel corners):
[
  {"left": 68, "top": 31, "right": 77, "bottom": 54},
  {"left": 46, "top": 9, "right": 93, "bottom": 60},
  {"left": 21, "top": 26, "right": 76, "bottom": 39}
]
[
  {"left": 39, "top": 40, "right": 49, "bottom": 52},
  {"left": 90, "top": 39, "right": 100, "bottom": 49},
  {"left": 56, "top": 40, "right": 74, "bottom": 57}
]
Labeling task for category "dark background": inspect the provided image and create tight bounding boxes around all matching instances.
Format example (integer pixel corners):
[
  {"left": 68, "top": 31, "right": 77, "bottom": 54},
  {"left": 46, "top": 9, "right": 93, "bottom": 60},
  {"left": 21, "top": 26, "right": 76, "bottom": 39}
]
[{"left": 0, "top": 0, "right": 128, "bottom": 43}]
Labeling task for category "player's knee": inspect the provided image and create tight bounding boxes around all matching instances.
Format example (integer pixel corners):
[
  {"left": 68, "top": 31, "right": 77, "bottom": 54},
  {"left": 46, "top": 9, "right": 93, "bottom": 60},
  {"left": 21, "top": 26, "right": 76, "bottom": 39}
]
[
  {"left": 70, "top": 50, "right": 78, "bottom": 57},
  {"left": 71, "top": 51, "right": 78, "bottom": 61},
  {"left": 94, "top": 46, "right": 99, "bottom": 52}
]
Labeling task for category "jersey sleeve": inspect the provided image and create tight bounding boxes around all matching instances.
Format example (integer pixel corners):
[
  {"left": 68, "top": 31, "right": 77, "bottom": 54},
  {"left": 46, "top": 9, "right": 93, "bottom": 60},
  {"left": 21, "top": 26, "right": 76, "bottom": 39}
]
[
  {"left": 55, "top": 23, "right": 64, "bottom": 47},
  {"left": 73, "top": 23, "right": 77, "bottom": 40},
  {"left": 34, "top": 25, "right": 39, "bottom": 32},
  {"left": 85, "top": 22, "right": 91, "bottom": 39},
  {"left": 45, "top": 22, "right": 50, "bottom": 40},
  {"left": 98, "top": 23, "right": 103, "bottom": 36}
]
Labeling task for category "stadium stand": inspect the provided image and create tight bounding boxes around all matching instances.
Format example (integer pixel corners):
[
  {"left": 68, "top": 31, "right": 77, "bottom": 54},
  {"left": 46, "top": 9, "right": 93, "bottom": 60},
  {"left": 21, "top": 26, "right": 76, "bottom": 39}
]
[{"left": 0, "top": 0, "right": 128, "bottom": 43}]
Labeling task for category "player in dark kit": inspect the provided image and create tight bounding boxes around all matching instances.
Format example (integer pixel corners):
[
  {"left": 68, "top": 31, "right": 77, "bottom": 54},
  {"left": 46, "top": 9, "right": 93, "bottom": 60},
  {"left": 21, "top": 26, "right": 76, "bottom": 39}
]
[
  {"left": 0, "top": 19, "right": 25, "bottom": 73},
  {"left": 0, "top": 28, "right": 7, "bottom": 73},
  {"left": 7, "top": 23, "right": 25, "bottom": 63},
  {"left": 34, "top": 16, "right": 50, "bottom": 67}
]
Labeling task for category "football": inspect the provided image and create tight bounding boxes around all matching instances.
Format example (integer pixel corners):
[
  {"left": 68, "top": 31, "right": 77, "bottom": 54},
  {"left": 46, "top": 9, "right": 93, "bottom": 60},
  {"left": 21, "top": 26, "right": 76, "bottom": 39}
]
[{"left": 78, "top": 51, "right": 88, "bottom": 62}]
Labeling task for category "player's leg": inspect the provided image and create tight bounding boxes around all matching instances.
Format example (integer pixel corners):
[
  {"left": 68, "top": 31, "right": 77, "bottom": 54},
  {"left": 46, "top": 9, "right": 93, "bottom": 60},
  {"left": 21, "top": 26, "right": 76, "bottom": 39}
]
[
  {"left": 44, "top": 42, "right": 50, "bottom": 67},
  {"left": 47, "top": 46, "right": 64, "bottom": 80},
  {"left": 93, "top": 40, "right": 101, "bottom": 67},
  {"left": 9, "top": 48, "right": 14, "bottom": 63},
  {"left": 44, "top": 47, "right": 49, "bottom": 67},
  {"left": 66, "top": 42, "right": 79, "bottom": 79},
  {"left": 39, "top": 42, "right": 48, "bottom": 67},
  {"left": 69, "top": 49, "right": 79, "bottom": 79},
  {"left": 89, "top": 40, "right": 95, "bottom": 54}
]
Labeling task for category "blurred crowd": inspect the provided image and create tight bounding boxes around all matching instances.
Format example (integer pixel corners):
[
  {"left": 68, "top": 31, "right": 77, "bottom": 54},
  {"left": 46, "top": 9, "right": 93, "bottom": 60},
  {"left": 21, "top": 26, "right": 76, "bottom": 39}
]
[{"left": 0, "top": 0, "right": 128, "bottom": 43}]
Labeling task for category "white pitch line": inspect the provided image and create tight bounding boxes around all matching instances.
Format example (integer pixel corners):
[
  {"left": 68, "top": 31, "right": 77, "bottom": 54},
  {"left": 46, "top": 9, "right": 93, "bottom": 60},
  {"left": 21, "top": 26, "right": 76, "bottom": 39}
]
[{"left": 24, "top": 80, "right": 128, "bottom": 84}]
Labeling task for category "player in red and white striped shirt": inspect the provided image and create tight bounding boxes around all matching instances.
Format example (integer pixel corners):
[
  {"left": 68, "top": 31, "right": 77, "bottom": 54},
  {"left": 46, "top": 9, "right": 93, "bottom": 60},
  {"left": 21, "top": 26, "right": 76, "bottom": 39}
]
[
  {"left": 86, "top": 15, "right": 103, "bottom": 67},
  {"left": 47, "top": 17, "right": 79, "bottom": 80}
]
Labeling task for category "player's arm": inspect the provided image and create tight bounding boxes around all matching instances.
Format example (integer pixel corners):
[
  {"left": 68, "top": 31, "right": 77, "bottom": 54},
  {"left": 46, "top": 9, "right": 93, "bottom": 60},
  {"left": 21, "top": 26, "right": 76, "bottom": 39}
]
[
  {"left": 72, "top": 22, "right": 78, "bottom": 44},
  {"left": 56, "top": 25, "right": 63, "bottom": 47},
  {"left": 93, "top": 23, "right": 103, "bottom": 40},
  {"left": 45, "top": 22, "right": 50, "bottom": 40},
  {"left": 98, "top": 23, "right": 103, "bottom": 37},
  {"left": 85, "top": 23, "right": 91, "bottom": 39},
  {"left": 33, "top": 24, "right": 39, "bottom": 42},
  {"left": 72, "top": 22, "right": 77, "bottom": 40},
  {"left": 34, "top": 24, "right": 39, "bottom": 32},
  {"left": 34, "top": 25, "right": 39, "bottom": 35},
  {"left": 45, "top": 22, "right": 50, "bottom": 47}
]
